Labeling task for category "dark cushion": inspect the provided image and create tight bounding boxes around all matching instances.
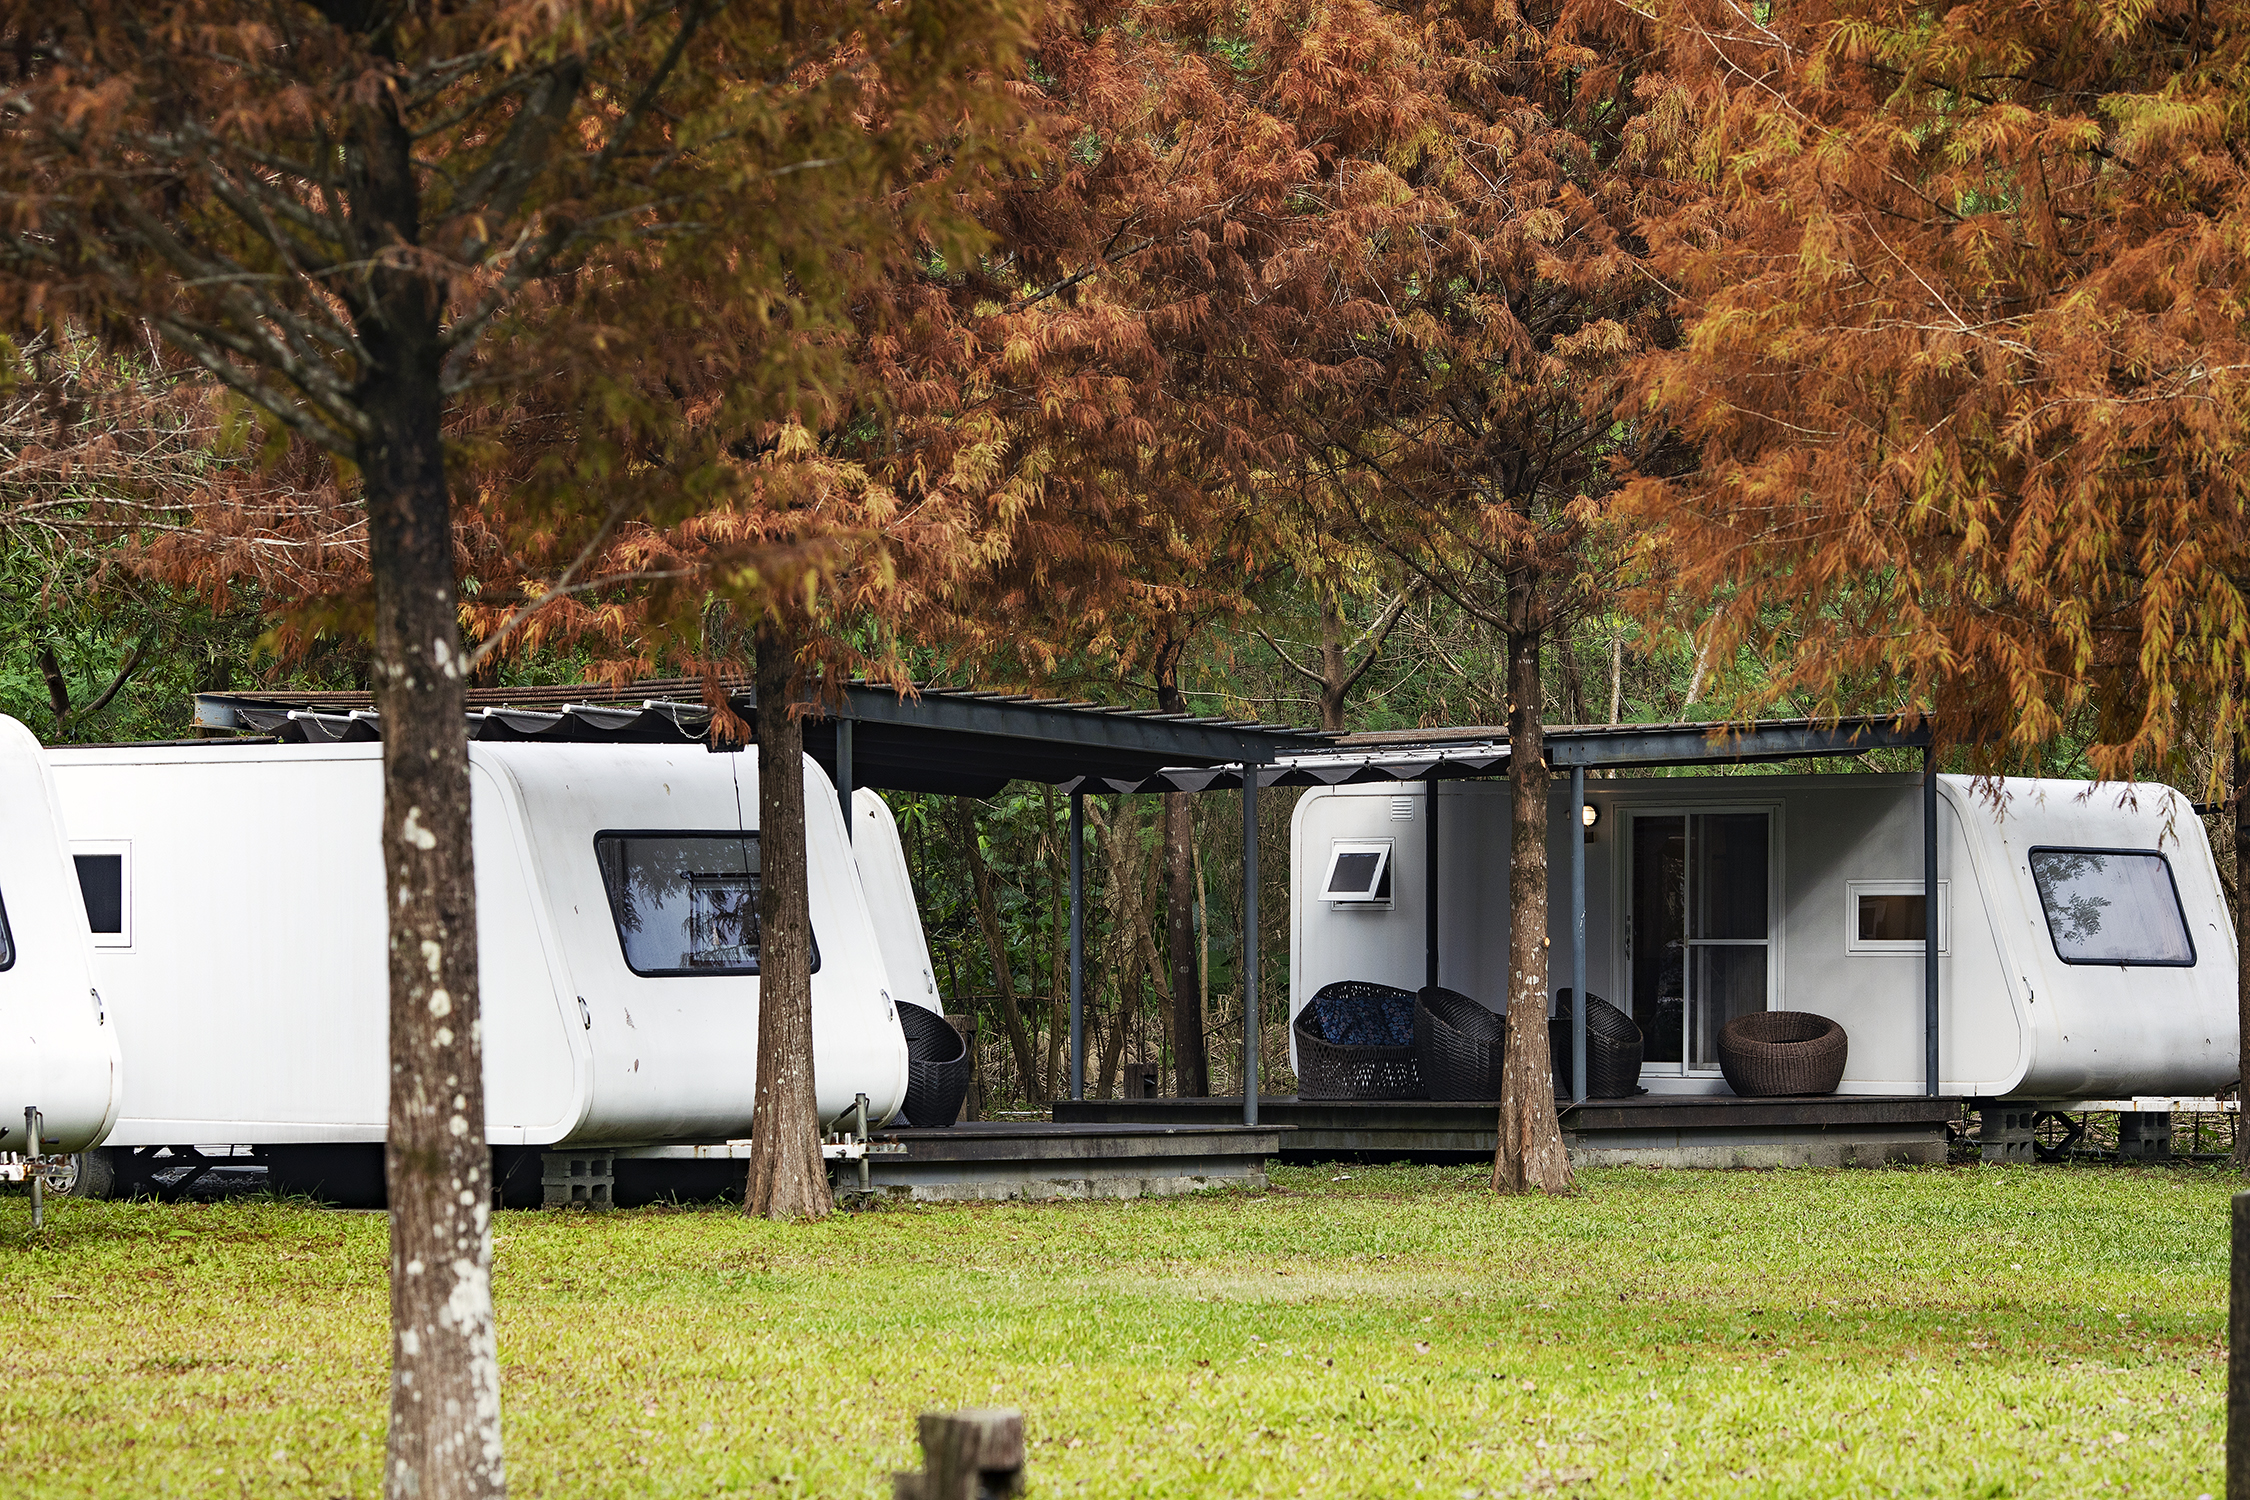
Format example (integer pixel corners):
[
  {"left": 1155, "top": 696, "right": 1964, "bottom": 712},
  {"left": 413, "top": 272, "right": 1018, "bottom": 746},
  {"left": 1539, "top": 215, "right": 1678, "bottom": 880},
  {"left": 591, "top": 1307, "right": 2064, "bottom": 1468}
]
[{"left": 1314, "top": 988, "right": 1416, "bottom": 1048}]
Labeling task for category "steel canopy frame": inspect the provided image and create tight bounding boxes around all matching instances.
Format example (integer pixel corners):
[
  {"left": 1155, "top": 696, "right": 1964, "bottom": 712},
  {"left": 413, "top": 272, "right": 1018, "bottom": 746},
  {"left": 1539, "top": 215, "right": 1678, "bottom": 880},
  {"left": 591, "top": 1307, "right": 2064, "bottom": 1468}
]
[{"left": 194, "top": 681, "right": 1326, "bottom": 1128}]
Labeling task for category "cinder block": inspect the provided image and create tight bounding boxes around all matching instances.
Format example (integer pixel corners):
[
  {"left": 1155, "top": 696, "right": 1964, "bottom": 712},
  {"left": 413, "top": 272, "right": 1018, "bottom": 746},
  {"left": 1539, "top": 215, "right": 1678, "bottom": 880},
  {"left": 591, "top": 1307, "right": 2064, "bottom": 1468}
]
[
  {"left": 2118, "top": 1112, "right": 2172, "bottom": 1162},
  {"left": 1979, "top": 1105, "right": 2038, "bottom": 1165},
  {"left": 540, "top": 1151, "right": 615, "bottom": 1209}
]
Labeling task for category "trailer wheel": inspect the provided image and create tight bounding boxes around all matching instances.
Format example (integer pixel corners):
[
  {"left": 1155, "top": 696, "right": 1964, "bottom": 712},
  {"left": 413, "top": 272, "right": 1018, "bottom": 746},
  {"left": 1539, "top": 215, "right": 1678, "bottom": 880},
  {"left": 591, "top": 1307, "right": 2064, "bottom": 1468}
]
[{"left": 48, "top": 1148, "right": 119, "bottom": 1200}]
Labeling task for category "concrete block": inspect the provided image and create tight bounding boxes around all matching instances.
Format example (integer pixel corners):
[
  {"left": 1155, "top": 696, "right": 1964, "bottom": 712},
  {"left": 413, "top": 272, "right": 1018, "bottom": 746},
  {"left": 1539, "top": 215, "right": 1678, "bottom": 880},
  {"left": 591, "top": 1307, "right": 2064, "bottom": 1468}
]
[
  {"left": 2118, "top": 1112, "right": 2172, "bottom": 1162},
  {"left": 540, "top": 1151, "right": 614, "bottom": 1209},
  {"left": 1978, "top": 1104, "right": 2038, "bottom": 1165}
]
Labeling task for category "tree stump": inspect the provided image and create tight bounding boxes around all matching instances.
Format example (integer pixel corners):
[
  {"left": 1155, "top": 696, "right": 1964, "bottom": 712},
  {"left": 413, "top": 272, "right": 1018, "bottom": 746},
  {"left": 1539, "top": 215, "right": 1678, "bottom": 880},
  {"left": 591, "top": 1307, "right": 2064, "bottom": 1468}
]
[{"left": 893, "top": 1409, "right": 1025, "bottom": 1500}]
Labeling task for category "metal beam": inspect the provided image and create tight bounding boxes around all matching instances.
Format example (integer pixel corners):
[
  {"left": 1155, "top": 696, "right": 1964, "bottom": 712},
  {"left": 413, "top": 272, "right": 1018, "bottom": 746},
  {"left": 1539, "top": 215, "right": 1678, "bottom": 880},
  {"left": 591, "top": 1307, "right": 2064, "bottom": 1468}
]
[
  {"left": 1546, "top": 718, "right": 1930, "bottom": 769},
  {"left": 1070, "top": 789, "right": 1085, "bottom": 1103},
  {"left": 1242, "top": 768, "right": 1261, "bottom": 1127},
  {"left": 1571, "top": 765, "right": 1587, "bottom": 1105},
  {"left": 826, "top": 682, "right": 1324, "bottom": 768},
  {"left": 1924, "top": 747, "right": 1940, "bottom": 1097}
]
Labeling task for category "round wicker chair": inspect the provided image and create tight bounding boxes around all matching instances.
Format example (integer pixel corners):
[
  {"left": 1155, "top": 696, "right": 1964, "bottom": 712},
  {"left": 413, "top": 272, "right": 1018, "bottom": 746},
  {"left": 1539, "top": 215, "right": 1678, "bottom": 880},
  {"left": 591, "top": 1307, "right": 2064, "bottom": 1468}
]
[
  {"left": 1716, "top": 1010, "right": 1848, "bottom": 1097},
  {"left": 1547, "top": 990, "right": 1646, "bottom": 1099},
  {"left": 897, "top": 1003, "right": 971, "bottom": 1127},
  {"left": 1414, "top": 987, "right": 1506, "bottom": 1100},
  {"left": 1294, "top": 981, "right": 1425, "bottom": 1100}
]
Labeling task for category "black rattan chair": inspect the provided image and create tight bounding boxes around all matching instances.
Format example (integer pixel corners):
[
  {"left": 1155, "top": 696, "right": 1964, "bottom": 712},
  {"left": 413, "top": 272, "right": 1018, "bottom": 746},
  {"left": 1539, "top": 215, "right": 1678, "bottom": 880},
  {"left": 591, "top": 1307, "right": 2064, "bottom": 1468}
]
[
  {"left": 1414, "top": 987, "right": 1506, "bottom": 1100},
  {"left": 897, "top": 1003, "right": 971, "bottom": 1127},
  {"left": 1294, "top": 981, "right": 1426, "bottom": 1099},
  {"left": 1717, "top": 1010, "right": 1848, "bottom": 1096},
  {"left": 1548, "top": 990, "right": 1646, "bottom": 1099}
]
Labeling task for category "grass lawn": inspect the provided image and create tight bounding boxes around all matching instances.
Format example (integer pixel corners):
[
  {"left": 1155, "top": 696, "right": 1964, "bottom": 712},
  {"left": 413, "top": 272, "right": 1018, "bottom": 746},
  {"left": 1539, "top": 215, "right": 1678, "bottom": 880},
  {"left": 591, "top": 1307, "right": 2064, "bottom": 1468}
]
[{"left": 0, "top": 1163, "right": 2228, "bottom": 1498}]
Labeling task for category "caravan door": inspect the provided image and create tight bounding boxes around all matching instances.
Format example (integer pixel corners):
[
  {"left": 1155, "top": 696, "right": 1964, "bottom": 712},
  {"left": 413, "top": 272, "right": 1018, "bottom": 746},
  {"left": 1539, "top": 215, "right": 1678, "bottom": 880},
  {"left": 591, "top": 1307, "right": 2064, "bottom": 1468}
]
[{"left": 1624, "top": 807, "right": 1779, "bottom": 1077}]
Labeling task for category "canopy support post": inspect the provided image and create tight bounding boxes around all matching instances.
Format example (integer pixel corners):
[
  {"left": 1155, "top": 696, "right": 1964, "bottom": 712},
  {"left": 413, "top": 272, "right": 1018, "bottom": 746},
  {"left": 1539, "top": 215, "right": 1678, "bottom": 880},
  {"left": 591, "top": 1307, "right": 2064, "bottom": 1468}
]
[
  {"left": 1242, "top": 765, "right": 1261, "bottom": 1127},
  {"left": 1924, "top": 745, "right": 1940, "bottom": 1097},
  {"left": 1424, "top": 778, "right": 1439, "bottom": 992},
  {"left": 1069, "top": 788, "right": 1085, "bottom": 1102},
  {"left": 836, "top": 717, "right": 854, "bottom": 841},
  {"left": 1571, "top": 764, "right": 1587, "bottom": 1105}
]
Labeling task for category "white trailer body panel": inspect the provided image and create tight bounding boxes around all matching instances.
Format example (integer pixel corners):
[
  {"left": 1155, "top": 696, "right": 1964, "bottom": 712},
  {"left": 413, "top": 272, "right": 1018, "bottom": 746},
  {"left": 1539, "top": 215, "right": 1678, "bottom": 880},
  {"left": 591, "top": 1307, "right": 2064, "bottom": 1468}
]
[
  {"left": 852, "top": 788, "right": 943, "bottom": 1014},
  {"left": 1291, "top": 772, "right": 2235, "bottom": 1099},
  {"left": 0, "top": 716, "right": 120, "bottom": 1153},
  {"left": 51, "top": 740, "right": 907, "bottom": 1147}
]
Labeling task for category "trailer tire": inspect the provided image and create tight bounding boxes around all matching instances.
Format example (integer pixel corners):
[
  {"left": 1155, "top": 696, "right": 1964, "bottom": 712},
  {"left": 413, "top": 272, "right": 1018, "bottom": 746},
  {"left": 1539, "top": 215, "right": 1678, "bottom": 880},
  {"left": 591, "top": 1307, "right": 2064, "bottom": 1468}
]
[{"left": 48, "top": 1148, "right": 119, "bottom": 1200}]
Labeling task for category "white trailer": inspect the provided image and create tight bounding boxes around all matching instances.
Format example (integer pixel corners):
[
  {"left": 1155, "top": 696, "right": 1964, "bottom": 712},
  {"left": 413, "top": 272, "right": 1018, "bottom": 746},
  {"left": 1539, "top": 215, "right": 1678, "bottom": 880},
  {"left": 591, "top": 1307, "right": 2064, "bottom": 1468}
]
[
  {"left": 1292, "top": 772, "right": 2237, "bottom": 1100},
  {"left": 851, "top": 786, "right": 944, "bottom": 1014},
  {"left": 0, "top": 715, "right": 121, "bottom": 1160},
  {"left": 48, "top": 738, "right": 911, "bottom": 1175}
]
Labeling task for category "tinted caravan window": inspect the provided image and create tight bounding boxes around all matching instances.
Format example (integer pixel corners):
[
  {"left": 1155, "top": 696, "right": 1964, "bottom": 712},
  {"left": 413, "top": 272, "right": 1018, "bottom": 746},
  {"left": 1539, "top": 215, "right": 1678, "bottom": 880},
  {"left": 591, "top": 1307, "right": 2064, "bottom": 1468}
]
[
  {"left": 2028, "top": 848, "right": 2194, "bottom": 966},
  {"left": 75, "top": 854, "right": 124, "bottom": 938},
  {"left": 594, "top": 832, "right": 820, "bottom": 977},
  {"left": 0, "top": 887, "right": 13, "bottom": 972}
]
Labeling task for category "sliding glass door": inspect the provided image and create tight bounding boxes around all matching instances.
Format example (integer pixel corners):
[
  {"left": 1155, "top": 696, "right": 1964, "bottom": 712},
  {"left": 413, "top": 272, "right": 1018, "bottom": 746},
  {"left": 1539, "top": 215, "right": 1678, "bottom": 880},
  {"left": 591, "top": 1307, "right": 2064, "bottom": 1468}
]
[{"left": 1626, "top": 809, "right": 1775, "bottom": 1076}]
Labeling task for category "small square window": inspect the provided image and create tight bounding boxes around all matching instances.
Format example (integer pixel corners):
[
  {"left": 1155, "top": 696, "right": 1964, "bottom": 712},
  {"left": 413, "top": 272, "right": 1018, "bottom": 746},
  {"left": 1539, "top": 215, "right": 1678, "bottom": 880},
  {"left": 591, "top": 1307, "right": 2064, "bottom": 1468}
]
[
  {"left": 1324, "top": 840, "right": 1393, "bottom": 905},
  {"left": 72, "top": 841, "right": 131, "bottom": 949},
  {"left": 1846, "top": 879, "right": 1947, "bottom": 954}
]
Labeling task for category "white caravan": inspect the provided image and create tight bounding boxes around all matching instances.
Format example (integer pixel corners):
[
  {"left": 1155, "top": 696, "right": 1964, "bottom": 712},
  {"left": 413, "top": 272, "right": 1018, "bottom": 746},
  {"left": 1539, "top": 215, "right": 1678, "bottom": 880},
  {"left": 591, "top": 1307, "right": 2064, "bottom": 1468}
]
[
  {"left": 48, "top": 739, "right": 911, "bottom": 1174},
  {"left": 0, "top": 715, "right": 121, "bottom": 1158},
  {"left": 1292, "top": 773, "right": 2236, "bottom": 1100},
  {"left": 851, "top": 786, "right": 944, "bottom": 1015}
]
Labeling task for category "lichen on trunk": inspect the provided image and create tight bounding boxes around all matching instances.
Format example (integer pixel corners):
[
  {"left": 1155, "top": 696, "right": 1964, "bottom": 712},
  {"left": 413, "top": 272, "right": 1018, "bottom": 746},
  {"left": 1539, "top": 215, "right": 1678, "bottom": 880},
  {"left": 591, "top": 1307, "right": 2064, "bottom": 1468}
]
[
  {"left": 1493, "top": 616, "right": 1573, "bottom": 1196},
  {"left": 366, "top": 328, "right": 504, "bottom": 1498},
  {"left": 744, "top": 620, "right": 834, "bottom": 1221}
]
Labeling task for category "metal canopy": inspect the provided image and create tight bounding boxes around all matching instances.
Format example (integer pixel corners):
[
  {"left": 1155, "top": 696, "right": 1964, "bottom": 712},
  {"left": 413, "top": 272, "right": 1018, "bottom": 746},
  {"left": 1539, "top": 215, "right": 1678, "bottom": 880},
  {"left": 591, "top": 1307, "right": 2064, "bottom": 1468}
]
[
  {"left": 193, "top": 679, "right": 1328, "bottom": 797},
  {"left": 1100, "top": 715, "right": 1924, "bottom": 793},
  {"left": 1542, "top": 716, "right": 1931, "bottom": 769}
]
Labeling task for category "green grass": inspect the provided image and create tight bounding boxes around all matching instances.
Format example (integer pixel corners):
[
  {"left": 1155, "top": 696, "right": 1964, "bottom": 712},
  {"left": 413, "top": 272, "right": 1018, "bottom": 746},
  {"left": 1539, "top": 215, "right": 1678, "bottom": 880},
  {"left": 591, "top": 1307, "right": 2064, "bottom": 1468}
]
[{"left": 0, "top": 1164, "right": 2230, "bottom": 1498}]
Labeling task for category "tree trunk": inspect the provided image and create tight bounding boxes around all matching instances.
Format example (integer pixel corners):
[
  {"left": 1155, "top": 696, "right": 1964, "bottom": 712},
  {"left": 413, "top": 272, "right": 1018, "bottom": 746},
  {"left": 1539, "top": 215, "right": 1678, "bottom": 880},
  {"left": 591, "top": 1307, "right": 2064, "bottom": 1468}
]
[
  {"left": 958, "top": 800, "right": 1043, "bottom": 1100},
  {"left": 1042, "top": 785, "right": 1068, "bottom": 1100},
  {"left": 744, "top": 620, "right": 832, "bottom": 1220},
  {"left": 1558, "top": 624, "right": 1586, "bottom": 727},
  {"left": 1164, "top": 792, "right": 1208, "bottom": 1095},
  {"left": 1154, "top": 643, "right": 1207, "bottom": 1096},
  {"left": 364, "top": 322, "right": 504, "bottom": 1496},
  {"left": 2236, "top": 730, "right": 2249, "bottom": 1172},
  {"left": 1318, "top": 600, "right": 1350, "bottom": 733},
  {"left": 1493, "top": 601, "right": 1573, "bottom": 1196}
]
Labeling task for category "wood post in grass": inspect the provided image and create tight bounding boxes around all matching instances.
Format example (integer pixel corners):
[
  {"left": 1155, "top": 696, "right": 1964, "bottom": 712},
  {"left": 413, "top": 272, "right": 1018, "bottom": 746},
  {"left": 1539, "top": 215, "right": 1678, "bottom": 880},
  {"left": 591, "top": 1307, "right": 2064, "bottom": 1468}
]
[
  {"left": 2232, "top": 1191, "right": 2249, "bottom": 1498},
  {"left": 893, "top": 1409, "right": 1024, "bottom": 1500}
]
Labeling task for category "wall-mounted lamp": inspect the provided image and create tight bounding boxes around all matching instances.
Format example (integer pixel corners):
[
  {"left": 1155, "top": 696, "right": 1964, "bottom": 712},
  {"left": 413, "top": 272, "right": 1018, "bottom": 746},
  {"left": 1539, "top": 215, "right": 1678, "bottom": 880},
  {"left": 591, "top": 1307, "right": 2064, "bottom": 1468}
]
[{"left": 1580, "top": 801, "right": 1600, "bottom": 842}]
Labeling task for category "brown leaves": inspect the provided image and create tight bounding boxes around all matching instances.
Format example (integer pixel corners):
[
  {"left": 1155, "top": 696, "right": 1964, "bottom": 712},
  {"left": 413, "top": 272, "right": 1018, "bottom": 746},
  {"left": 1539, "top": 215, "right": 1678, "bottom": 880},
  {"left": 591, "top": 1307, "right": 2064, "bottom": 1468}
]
[{"left": 1622, "top": 0, "right": 2250, "bottom": 784}]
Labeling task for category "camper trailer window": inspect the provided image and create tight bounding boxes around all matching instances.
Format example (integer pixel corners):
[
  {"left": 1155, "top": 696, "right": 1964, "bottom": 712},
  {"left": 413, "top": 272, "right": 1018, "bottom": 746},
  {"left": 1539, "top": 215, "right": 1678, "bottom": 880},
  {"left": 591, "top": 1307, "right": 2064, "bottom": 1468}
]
[
  {"left": 72, "top": 846, "right": 129, "bottom": 947},
  {"left": 1323, "top": 841, "right": 1393, "bottom": 904},
  {"left": 2028, "top": 848, "right": 2195, "bottom": 967},
  {"left": 593, "top": 832, "right": 822, "bottom": 977},
  {"left": 0, "top": 887, "right": 13, "bottom": 971}
]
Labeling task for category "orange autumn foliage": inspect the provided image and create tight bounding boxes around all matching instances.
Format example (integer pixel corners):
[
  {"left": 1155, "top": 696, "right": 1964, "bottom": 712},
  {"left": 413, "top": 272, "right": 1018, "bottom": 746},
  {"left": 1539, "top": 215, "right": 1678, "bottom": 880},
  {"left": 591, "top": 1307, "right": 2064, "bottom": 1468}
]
[{"left": 1620, "top": 0, "right": 2250, "bottom": 786}]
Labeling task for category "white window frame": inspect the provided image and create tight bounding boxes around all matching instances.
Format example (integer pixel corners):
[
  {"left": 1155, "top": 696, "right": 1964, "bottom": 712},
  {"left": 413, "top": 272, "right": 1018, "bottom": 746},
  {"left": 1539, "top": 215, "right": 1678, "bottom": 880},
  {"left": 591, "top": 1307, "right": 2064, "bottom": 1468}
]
[
  {"left": 1322, "top": 839, "right": 1394, "bottom": 906},
  {"left": 1846, "top": 879, "right": 1949, "bottom": 955},
  {"left": 72, "top": 839, "right": 132, "bottom": 950}
]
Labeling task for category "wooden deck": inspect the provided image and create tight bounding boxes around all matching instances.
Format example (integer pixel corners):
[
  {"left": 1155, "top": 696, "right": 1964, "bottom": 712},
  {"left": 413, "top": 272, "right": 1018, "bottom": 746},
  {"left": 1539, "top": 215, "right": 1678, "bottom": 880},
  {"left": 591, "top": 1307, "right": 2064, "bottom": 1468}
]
[
  {"left": 1053, "top": 1094, "right": 1961, "bottom": 1168},
  {"left": 611, "top": 1120, "right": 1285, "bottom": 1203}
]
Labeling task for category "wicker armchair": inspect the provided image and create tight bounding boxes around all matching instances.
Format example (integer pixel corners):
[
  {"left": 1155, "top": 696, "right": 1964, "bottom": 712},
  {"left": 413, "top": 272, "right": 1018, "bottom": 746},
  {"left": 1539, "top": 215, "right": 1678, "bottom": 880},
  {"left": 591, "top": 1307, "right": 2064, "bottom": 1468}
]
[
  {"left": 1294, "top": 981, "right": 1426, "bottom": 1099},
  {"left": 1413, "top": 987, "right": 1506, "bottom": 1100},
  {"left": 1716, "top": 1011, "right": 1848, "bottom": 1096},
  {"left": 897, "top": 1003, "right": 971, "bottom": 1127},
  {"left": 1547, "top": 990, "right": 1646, "bottom": 1098}
]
